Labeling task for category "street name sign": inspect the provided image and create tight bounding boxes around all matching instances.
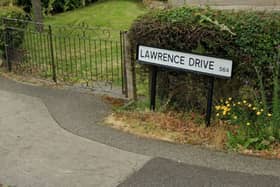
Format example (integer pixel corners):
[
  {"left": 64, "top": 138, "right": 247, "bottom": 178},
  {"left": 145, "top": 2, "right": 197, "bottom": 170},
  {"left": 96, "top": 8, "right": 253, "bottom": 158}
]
[
  {"left": 137, "top": 45, "right": 233, "bottom": 78},
  {"left": 136, "top": 44, "right": 234, "bottom": 126}
]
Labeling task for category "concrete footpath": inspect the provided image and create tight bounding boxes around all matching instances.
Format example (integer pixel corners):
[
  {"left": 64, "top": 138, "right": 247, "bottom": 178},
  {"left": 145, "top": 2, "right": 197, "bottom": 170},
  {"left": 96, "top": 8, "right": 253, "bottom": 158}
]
[
  {"left": 0, "top": 90, "right": 149, "bottom": 187},
  {"left": 0, "top": 76, "right": 280, "bottom": 187}
]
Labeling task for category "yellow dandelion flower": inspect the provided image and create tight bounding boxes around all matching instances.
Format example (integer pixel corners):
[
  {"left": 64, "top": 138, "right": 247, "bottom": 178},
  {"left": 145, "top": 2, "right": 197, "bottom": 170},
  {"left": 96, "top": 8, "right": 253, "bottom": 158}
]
[
  {"left": 233, "top": 103, "right": 236, "bottom": 106},
  {"left": 260, "top": 109, "right": 264, "bottom": 112},
  {"left": 238, "top": 102, "right": 241, "bottom": 105},
  {"left": 223, "top": 107, "right": 230, "bottom": 112},
  {"left": 225, "top": 101, "right": 229, "bottom": 104},
  {"left": 228, "top": 97, "right": 232, "bottom": 101},
  {"left": 243, "top": 100, "right": 247, "bottom": 104},
  {"left": 246, "top": 122, "right": 250, "bottom": 126},
  {"left": 227, "top": 104, "right": 230, "bottom": 107},
  {"left": 252, "top": 107, "right": 257, "bottom": 111},
  {"left": 248, "top": 104, "right": 252, "bottom": 108},
  {"left": 215, "top": 106, "right": 220, "bottom": 110},
  {"left": 267, "top": 113, "right": 272, "bottom": 117},
  {"left": 223, "top": 111, "right": 227, "bottom": 116},
  {"left": 216, "top": 113, "right": 220, "bottom": 117},
  {"left": 256, "top": 111, "right": 261, "bottom": 116},
  {"left": 234, "top": 116, "right": 237, "bottom": 119}
]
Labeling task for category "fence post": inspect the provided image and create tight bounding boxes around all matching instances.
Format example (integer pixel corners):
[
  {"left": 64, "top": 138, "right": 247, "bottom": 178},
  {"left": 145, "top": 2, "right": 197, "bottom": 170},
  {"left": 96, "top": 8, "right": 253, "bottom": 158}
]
[
  {"left": 3, "top": 19, "right": 11, "bottom": 72},
  {"left": 120, "top": 31, "right": 127, "bottom": 96},
  {"left": 123, "top": 31, "right": 137, "bottom": 100},
  {"left": 48, "top": 25, "right": 57, "bottom": 83}
]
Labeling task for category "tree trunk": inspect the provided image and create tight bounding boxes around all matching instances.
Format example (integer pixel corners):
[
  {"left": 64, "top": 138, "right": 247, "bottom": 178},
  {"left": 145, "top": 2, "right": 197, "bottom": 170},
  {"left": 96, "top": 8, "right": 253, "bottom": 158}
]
[
  {"left": 31, "top": 0, "right": 43, "bottom": 32},
  {"left": 82, "top": 0, "right": 86, "bottom": 7}
]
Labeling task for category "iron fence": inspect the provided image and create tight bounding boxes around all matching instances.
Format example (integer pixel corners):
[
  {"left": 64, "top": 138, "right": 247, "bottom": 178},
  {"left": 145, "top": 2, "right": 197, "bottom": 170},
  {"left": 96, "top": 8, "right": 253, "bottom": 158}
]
[{"left": 2, "top": 18, "right": 127, "bottom": 94}]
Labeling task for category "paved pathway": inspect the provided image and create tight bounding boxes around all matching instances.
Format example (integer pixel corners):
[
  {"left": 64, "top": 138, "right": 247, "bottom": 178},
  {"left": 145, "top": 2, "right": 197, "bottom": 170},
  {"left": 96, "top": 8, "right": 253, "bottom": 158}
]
[
  {"left": 0, "top": 76, "right": 280, "bottom": 187},
  {"left": 0, "top": 90, "right": 149, "bottom": 187},
  {"left": 119, "top": 158, "right": 280, "bottom": 187}
]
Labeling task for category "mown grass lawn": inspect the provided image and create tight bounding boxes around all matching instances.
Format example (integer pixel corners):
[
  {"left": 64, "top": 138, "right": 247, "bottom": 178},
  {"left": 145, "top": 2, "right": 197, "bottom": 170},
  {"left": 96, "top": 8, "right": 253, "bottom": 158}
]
[
  {"left": 44, "top": 0, "right": 147, "bottom": 31},
  {"left": 20, "top": 0, "right": 147, "bottom": 85}
]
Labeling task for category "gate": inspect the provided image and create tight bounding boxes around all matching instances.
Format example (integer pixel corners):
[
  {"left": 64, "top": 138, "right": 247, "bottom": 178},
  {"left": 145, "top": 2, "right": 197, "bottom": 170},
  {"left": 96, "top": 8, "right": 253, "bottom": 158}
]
[{"left": 2, "top": 18, "right": 128, "bottom": 96}]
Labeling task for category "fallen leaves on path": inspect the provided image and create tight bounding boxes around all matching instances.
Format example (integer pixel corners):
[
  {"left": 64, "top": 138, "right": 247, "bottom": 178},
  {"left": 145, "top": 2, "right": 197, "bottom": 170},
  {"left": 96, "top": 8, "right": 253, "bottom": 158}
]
[{"left": 106, "top": 111, "right": 229, "bottom": 149}]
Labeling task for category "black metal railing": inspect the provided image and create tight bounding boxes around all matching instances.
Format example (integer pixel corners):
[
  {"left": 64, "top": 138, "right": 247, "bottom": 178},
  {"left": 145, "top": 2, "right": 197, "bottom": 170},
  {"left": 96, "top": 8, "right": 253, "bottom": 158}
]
[{"left": 2, "top": 18, "right": 127, "bottom": 94}]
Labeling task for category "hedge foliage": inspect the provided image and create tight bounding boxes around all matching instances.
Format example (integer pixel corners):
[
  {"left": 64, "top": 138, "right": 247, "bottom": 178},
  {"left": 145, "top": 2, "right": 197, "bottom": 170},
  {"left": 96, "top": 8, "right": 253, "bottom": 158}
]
[
  {"left": 0, "top": 6, "right": 26, "bottom": 59},
  {"left": 129, "top": 7, "right": 280, "bottom": 112},
  {"left": 16, "top": 0, "right": 98, "bottom": 14}
]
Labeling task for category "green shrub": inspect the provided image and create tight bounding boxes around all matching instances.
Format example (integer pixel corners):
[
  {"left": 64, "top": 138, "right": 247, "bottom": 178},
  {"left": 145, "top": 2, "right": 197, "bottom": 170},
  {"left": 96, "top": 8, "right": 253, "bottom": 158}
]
[
  {"left": 16, "top": 0, "right": 32, "bottom": 12},
  {"left": 16, "top": 0, "right": 99, "bottom": 14},
  {"left": 129, "top": 6, "right": 280, "bottom": 113},
  {"left": 0, "top": 6, "right": 26, "bottom": 60}
]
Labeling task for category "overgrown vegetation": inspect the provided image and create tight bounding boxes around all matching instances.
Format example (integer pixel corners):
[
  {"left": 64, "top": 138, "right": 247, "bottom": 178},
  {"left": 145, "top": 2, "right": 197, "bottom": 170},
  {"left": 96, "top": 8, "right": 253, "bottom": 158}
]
[
  {"left": 215, "top": 98, "right": 275, "bottom": 150},
  {"left": 130, "top": 7, "right": 280, "bottom": 110},
  {"left": 0, "top": 6, "right": 26, "bottom": 60},
  {"left": 127, "top": 6, "right": 280, "bottom": 152},
  {"left": 216, "top": 48, "right": 280, "bottom": 150}
]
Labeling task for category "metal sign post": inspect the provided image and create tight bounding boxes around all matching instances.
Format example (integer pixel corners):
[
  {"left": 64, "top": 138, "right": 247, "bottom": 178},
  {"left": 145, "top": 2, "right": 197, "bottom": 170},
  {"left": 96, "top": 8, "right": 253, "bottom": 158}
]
[
  {"left": 136, "top": 45, "right": 233, "bottom": 126},
  {"left": 150, "top": 66, "right": 157, "bottom": 111},
  {"left": 205, "top": 77, "right": 215, "bottom": 127}
]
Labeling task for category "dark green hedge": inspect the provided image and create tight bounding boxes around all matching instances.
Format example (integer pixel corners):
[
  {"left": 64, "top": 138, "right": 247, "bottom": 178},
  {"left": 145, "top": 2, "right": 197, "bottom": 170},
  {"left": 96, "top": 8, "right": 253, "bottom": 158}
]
[
  {"left": 0, "top": 6, "right": 26, "bottom": 60},
  {"left": 16, "top": 0, "right": 99, "bottom": 14},
  {"left": 129, "top": 7, "right": 280, "bottom": 112}
]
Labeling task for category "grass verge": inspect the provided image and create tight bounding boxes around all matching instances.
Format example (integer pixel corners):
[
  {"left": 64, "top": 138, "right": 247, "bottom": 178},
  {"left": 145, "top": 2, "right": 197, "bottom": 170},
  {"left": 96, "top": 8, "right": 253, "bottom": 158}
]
[{"left": 104, "top": 99, "right": 280, "bottom": 159}]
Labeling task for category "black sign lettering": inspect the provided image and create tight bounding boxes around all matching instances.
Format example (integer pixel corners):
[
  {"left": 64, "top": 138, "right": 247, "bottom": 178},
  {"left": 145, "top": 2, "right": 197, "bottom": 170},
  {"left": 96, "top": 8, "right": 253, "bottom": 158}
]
[
  {"left": 189, "top": 57, "right": 195, "bottom": 66},
  {"left": 209, "top": 61, "right": 214, "bottom": 70},
  {"left": 180, "top": 56, "right": 185, "bottom": 65}
]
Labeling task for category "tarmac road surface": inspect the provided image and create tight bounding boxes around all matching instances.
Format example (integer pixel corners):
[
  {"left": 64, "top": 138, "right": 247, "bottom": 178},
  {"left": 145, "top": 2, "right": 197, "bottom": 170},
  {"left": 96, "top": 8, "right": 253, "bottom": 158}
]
[{"left": 0, "top": 76, "right": 280, "bottom": 187}]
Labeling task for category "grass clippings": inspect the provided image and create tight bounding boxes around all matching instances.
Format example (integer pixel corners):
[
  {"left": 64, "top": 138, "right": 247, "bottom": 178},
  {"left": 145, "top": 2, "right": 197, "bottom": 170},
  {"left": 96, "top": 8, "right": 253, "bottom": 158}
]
[{"left": 105, "top": 111, "right": 229, "bottom": 149}]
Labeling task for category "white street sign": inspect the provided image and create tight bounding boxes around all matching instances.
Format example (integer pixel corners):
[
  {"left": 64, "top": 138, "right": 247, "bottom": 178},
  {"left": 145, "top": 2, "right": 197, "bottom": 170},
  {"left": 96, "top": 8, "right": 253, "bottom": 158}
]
[{"left": 137, "top": 45, "right": 233, "bottom": 78}]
